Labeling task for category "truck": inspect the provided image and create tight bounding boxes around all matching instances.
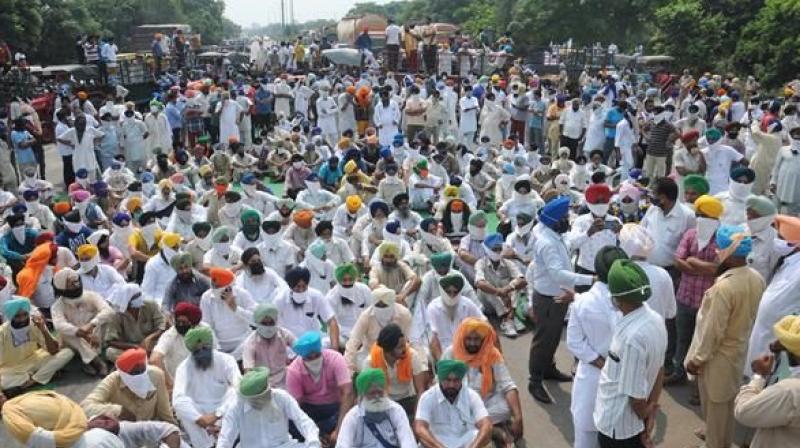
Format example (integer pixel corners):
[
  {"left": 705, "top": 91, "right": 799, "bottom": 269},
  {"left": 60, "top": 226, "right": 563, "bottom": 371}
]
[{"left": 336, "top": 14, "right": 388, "bottom": 51}]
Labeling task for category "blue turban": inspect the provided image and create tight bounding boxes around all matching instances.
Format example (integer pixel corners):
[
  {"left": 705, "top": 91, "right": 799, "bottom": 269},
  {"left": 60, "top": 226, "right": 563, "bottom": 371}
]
[
  {"left": 3, "top": 297, "right": 31, "bottom": 318},
  {"left": 369, "top": 200, "right": 389, "bottom": 217},
  {"left": 22, "top": 190, "right": 38, "bottom": 201},
  {"left": 385, "top": 220, "right": 401, "bottom": 234},
  {"left": 240, "top": 173, "right": 257, "bottom": 185},
  {"left": 12, "top": 203, "right": 27, "bottom": 214},
  {"left": 420, "top": 217, "right": 438, "bottom": 232},
  {"left": 141, "top": 172, "right": 155, "bottom": 183},
  {"left": 716, "top": 224, "right": 752, "bottom": 258},
  {"left": 112, "top": 212, "right": 131, "bottom": 225},
  {"left": 305, "top": 172, "right": 319, "bottom": 182},
  {"left": 76, "top": 168, "right": 88, "bottom": 179},
  {"left": 539, "top": 196, "right": 570, "bottom": 228},
  {"left": 293, "top": 331, "right": 322, "bottom": 358},
  {"left": 379, "top": 146, "right": 392, "bottom": 159},
  {"left": 502, "top": 163, "right": 515, "bottom": 175},
  {"left": 393, "top": 133, "right": 404, "bottom": 144},
  {"left": 483, "top": 233, "right": 504, "bottom": 250},
  {"left": 730, "top": 166, "right": 755, "bottom": 183}
]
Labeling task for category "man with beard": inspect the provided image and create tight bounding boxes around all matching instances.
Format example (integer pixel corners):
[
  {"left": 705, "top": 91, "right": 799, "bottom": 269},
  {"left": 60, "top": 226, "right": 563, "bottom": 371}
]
[
  {"left": 163, "top": 252, "right": 210, "bottom": 315},
  {"left": 528, "top": 196, "right": 595, "bottom": 404},
  {"left": 475, "top": 233, "right": 527, "bottom": 338},
  {"left": 498, "top": 176, "right": 544, "bottom": 225},
  {"left": 235, "top": 247, "right": 288, "bottom": 304},
  {"left": 232, "top": 209, "right": 266, "bottom": 254},
  {"left": 445, "top": 317, "right": 524, "bottom": 447},
  {"left": 314, "top": 220, "right": 355, "bottom": 267},
  {"left": 218, "top": 366, "right": 319, "bottom": 448},
  {"left": 685, "top": 225, "right": 765, "bottom": 448},
  {"left": 0, "top": 297, "right": 74, "bottom": 397},
  {"left": 185, "top": 222, "right": 212, "bottom": 269},
  {"left": 173, "top": 326, "right": 241, "bottom": 448},
  {"left": 105, "top": 284, "right": 166, "bottom": 362},
  {"left": 275, "top": 266, "right": 340, "bottom": 351},
  {"left": 716, "top": 166, "right": 755, "bottom": 225},
  {"left": 389, "top": 193, "right": 423, "bottom": 242},
  {"left": 414, "top": 359, "right": 492, "bottom": 447},
  {"left": 51, "top": 268, "right": 113, "bottom": 377},
  {"left": 338, "top": 368, "right": 417, "bottom": 447},
  {"left": 641, "top": 177, "right": 696, "bottom": 281},
  {"left": 152, "top": 303, "right": 213, "bottom": 391},
  {"left": 367, "top": 242, "right": 420, "bottom": 305}
]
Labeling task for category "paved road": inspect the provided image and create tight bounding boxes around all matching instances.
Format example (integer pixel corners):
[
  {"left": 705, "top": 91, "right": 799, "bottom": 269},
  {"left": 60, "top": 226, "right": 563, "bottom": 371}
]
[{"left": 1, "top": 146, "right": 710, "bottom": 447}]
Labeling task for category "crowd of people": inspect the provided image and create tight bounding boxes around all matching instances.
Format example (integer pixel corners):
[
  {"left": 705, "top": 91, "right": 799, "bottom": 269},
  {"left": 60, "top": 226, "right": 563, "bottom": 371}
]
[{"left": 1, "top": 24, "right": 800, "bottom": 448}]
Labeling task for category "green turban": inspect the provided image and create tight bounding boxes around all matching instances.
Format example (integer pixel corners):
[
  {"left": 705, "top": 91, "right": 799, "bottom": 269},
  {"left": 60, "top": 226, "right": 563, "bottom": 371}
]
[
  {"left": 183, "top": 326, "right": 213, "bottom": 352},
  {"left": 468, "top": 210, "right": 487, "bottom": 226},
  {"left": 430, "top": 252, "right": 453, "bottom": 270},
  {"left": 355, "top": 368, "right": 386, "bottom": 395},
  {"left": 746, "top": 195, "right": 777, "bottom": 217},
  {"left": 682, "top": 174, "right": 709, "bottom": 195},
  {"left": 335, "top": 263, "right": 359, "bottom": 284},
  {"left": 308, "top": 241, "right": 326, "bottom": 259},
  {"left": 170, "top": 252, "right": 194, "bottom": 270},
  {"left": 594, "top": 246, "right": 629, "bottom": 284},
  {"left": 192, "top": 222, "right": 212, "bottom": 236},
  {"left": 436, "top": 359, "right": 468, "bottom": 380},
  {"left": 212, "top": 226, "right": 234, "bottom": 243},
  {"left": 705, "top": 128, "right": 723, "bottom": 142},
  {"left": 516, "top": 212, "right": 534, "bottom": 225},
  {"left": 438, "top": 273, "right": 464, "bottom": 291},
  {"left": 608, "top": 259, "right": 651, "bottom": 303},
  {"left": 241, "top": 208, "right": 261, "bottom": 226},
  {"left": 253, "top": 303, "right": 278, "bottom": 324},
  {"left": 239, "top": 367, "right": 270, "bottom": 397}
]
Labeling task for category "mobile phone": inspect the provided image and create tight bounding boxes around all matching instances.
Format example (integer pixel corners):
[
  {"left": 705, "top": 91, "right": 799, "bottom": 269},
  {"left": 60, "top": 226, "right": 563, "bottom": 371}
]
[{"left": 603, "top": 220, "right": 616, "bottom": 230}]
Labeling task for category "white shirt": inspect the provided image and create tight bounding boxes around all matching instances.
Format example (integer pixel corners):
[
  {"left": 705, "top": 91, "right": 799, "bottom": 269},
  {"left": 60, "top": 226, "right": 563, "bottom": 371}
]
[
  {"left": 531, "top": 223, "right": 594, "bottom": 296},
  {"left": 152, "top": 322, "right": 217, "bottom": 379},
  {"left": 274, "top": 287, "right": 335, "bottom": 339},
  {"left": 332, "top": 204, "right": 367, "bottom": 239},
  {"left": 594, "top": 304, "right": 667, "bottom": 440},
  {"left": 415, "top": 383, "right": 489, "bottom": 447},
  {"left": 384, "top": 24, "right": 402, "bottom": 45},
  {"left": 217, "top": 388, "right": 320, "bottom": 448},
  {"left": 559, "top": 107, "right": 587, "bottom": 139},
  {"left": 565, "top": 212, "right": 622, "bottom": 272},
  {"left": 426, "top": 297, "right": 484, "bottom": 350},
  {"left": 325, "top": 283, "right": 373, "bottom": 339},
  {"left": 459, "top": 96, "right": 479, "bottom": 132},
  {"left": 173, "top": 350, "right": 240, "bottom": 422},
  {"left": 235, "top": 268, "right": 288, "bottom": 306},
  {"left": 80, "top": 264, "right": 125, "bottom": 298},
  {"left": 701, "top": 144, "right": 744, "bottom": 195},
  {"left": 200, "top": 286, "right": 256, "bottom": 356},
  {"left": 747, "top": 227, "right": 792, "bottom": 283},
  {"left": 634, "top": 260, "right": 676, "bottom": 319},
  {"left": 141, "top": 254, "right": 175, "bottom": 306},
  {"left": 640, "top": 202, "right": 696, "bottom": 267},
  {"left": 338, "top": 401, "right": 416, "bottom": 448}
]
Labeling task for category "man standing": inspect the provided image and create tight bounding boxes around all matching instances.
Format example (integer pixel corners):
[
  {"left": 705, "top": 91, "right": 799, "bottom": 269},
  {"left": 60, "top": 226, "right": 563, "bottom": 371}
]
[
  {"left": 685, "top": 225, "right": 765, "bottom": 448},
  {"left": 384, "top": 19, "right": 402, "bottom": 72},
  {"left": 508, "top": 83, "right": 530, "bottom": 145},
  {"left": 459, "top": 87, "right": 479, "bottom": 148},
  {"left": 529, "top": 196, "right": 595, "bottom": 403},
  {"left": 374, "top": 88, "right": 401, "bottom": 147},
  {"left": 644, "top": 106, "right": 678, "bottom": 179},
  {"left": 593, "top": 260, "right": 667, "bottom": 448},
  {"left": 560, "top": 98, "right": 586, "bottom": 159}
]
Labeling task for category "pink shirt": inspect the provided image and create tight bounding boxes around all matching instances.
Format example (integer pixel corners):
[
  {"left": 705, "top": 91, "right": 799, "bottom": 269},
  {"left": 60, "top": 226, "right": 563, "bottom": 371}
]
[{"left": 286, "top": 349, "right": 351, "bottom": 405}]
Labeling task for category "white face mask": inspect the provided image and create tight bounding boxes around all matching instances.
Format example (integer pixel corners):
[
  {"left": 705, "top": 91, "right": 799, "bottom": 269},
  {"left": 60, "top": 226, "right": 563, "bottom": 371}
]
[
  {"left": 150, "top": 106, "right": 159, "bottom": 114},
  {"left": 214, "top": 242, "right": 230, "bottom": 256},
  {"left": 78, "top": 256, "right": 99, "bottom": 274},
  {"left": 373, "top": 305, "right": 395, "bottom": 326},
  {"left": 306, "top": 181, "right": 320, "bottom": 193},
  {"left": 587, "top": 202, "right": 610, "bottom": 217},
  {"left": 485, "top": 248, "right": 502, "bottom": 262},
  {"left": 747, "top": 215, "right": 774, "bottom": 234},
  {"left": 113, "top": 223, "right": 132, "bottom": 238},
  {"left": 517, "top": 221, "right": 534, "bottom": 234},
  {"left": 729, "top": 180, "right": 752, "bottom": 200},
  {"left": 64, "top": 221, "right": 83, "bottom": 233},
  {"left": 11, "top": 225, "right": 26, "bottom": 243},
  {"left": 197, "top": 233, "right": 212, "bottom": 251},
  {"left": 696, "top": 217, "right": 719, "bottom": 251},
  {"left": 119, "top": 369, "right": 155, "bottom": 399},
  {"left": 242, "top": 184, "right": 257, "bottom": 196},
  {"left": 442, "top": 291, "right": 459, "bottom": 307},
  {"left": 304, "top": 357, "right": 323, "bottom": 375},
  {"left": 257, "top": 324, "right": 278, "bottom": 339},
  {"left": 142, "top": 223, "right": 158, "bottom": 240},
  {"left": 292, "top": 161, "right": 304, "bottom": 169},
  {"left": 469, "top": 225, "right": 485, "bottom": 240},
  {"left": 161, "top": 246, "right": 177, "bottom": 263}
]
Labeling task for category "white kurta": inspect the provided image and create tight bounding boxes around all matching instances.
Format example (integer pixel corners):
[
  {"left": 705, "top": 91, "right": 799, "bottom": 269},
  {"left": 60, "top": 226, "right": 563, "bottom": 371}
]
[
  {"left": 374, "top": 100, "right": 401, "bottom": 146},
  {"left": 217, "top": 100, "right": 244, "bottom": 144},
  {"left": 479, "top": 102, "right": 510, "bottom": 146},
  {"left": 316, "top": 95, "right": 339, "bottom": 136},
  {"left": 60, "top": 127, "right": 104, "bottom": 176},
  {"left": 459, "top": 96, "right": 479, "bottom": 133},
  {"left": 200, "top": 287, "right": 256, "bottom": 358},
  {"left": 144, "top": 113, "right": 171, "bottom": 156},
  {"left": 235, "top": 269, "right": 288, "bottom": 305}
]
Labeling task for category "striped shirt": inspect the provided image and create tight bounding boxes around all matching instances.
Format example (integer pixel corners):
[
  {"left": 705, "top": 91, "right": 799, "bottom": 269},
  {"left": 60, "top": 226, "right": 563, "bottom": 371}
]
[
  {"left": 646, "top": 121, "right": 676, "bottom": 157},
  {"left": 594, "top": 304, "right": 667, "bottom": 440}
]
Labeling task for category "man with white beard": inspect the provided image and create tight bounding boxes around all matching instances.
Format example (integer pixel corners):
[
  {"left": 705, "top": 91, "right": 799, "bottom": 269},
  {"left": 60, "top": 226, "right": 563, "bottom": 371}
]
[
  {"left": 316, "top": 81, "right": 339, "bottom": 147},
  {"left": 173, "top": 327, "right": 240, "bottom": 448}
]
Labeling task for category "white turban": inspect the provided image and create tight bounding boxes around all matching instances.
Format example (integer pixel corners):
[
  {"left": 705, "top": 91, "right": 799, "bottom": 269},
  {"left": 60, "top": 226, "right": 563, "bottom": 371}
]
[{"left": 619, "top": 224, "right": 655, "bottom": 259}]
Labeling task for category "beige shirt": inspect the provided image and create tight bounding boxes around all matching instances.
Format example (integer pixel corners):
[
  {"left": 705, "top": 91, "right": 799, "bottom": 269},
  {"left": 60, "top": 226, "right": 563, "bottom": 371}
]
[
  {"left": 362, "top": 345, "right": 427, "bottom": 400},
  {"left": 734, "top": 376, "right": 800, "bottom": 448},
  {"left": 81, "top": 367, "right": 177, "bottom": 424},
  {"left": 344, "top": 303, "right": 412, "bottom": 371},
  {"left": 368, "top": 261, "right": 416, "bottom": 293},
  {"left": 105, "top": 301, "right": 166, "bottom": 345},
  {"left": 51, "top": 292, "right": 114, "bottom": 338}
]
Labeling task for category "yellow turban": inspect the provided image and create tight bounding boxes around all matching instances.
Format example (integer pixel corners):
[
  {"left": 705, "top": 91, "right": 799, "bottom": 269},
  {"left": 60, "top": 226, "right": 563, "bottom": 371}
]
[
  {"left": 160, "top": 232, "right": 181, "bottom": 249},
  {"left": 76, "top": 244, "right": 98, "bottom": 259},
  {"left": 344, "top": 160, "right": 358, "bottom": 174},
  {"left": 126, "top": 197, "right": 142, "bottom": 212},
  {"left": 158, "top": 178, "right": 174, "bottom": 190},
  {"left": 2, "top": 391, "right": 87, "bottom": 446},
  {"left": 443, "top": 185, "right": 459, "bottom": 200},
  {"left": 694, "top": 195, "right": 723, "bottom": 219},
  {"left": 378, "top": 241, "right": 399, "bottom": 258},
  {"left": 198, "top": 164, "right": 212, "bottom": 176},
  {"left": 774, "top": 315, "right": 800, "bottom": 356},
  {"left": 346, "top": 195, "right": 362, "bottom": 213},
  {"left": 338, "top": 137, "right": 351, "bottom": 149}
]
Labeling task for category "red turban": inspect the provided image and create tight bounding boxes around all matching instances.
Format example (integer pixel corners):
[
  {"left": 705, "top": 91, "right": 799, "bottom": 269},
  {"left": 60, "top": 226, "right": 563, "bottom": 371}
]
[
  {"left": 34, "top": 231, "right": 55, "bottom": 246},
  {"left": 680, "top": 130, "right": 700, "bottom": 144},
  {"left": 174, "top": 302, "right": 202, "bottom": 325},
  {"left": 116, "top": 348, "right": 147, "bottom": 373},
  {"left": 209, "top": 267, "right": 235, "bottom": 288},
  {"left": 585, "top": 183, "right": 611, "bottom": 204}
]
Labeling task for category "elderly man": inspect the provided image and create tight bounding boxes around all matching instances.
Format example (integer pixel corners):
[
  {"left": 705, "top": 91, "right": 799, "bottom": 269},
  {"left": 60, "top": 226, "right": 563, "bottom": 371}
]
[
  {"left": 445, "top": 318, "right": 524, "bottom": 446},
  {"left": 414, "top": 359, "right": 493, "bottom": 448},
  {"left": 0, "top": 297, "right": 74, "bottom": 396},
  {"left": 735, "top": 314, "right": 800, "bottom": 447},
  {"left": 476, "top": 233, "right": 527, "bottom": 338},
  {"left": 428, "top": 273, "right": 484, "bottom": 361},
  {"left": 173, "top": 327, "right": 241, "bottom": 448},
  {"left": 566, "top": 247, "right": 626, "bottom": 448},
  {"left": 344, "top": 286, "right": 412, "bottom": 372},
  {"left": 218, "top": 366, "right": 320, "bottom": 448},
  {"left": 200, "top": 267, "right": 256, "bottom": 360},
  {"left": 275, "top": 266, "right": 340, "bottom": 350},
  {"left": 529, "top": 196, "right": 595, "bottom": 403},
  {"left": 76, "top": 243, "right": 125, "bottom": 297},
  {"left": 51, "top": 268, "right": 113, "bottom": 377},
  {"left": 151, "top": 302, "right": 216, "bottom": 391},
  {"left": 141, "top": 231, "right": 181, "bottom": 305},
  {"left": 82, "top": 347, "right": 176, "bottom": 424},
  {"left": 326, "top": 263, "right": 374, "bottom": 346},
  {"left": 203, "top": 225, "right": 242, "bottom": 270},
  {"left": 236, "top": 247, "right": 288, "bottom": 303},
  {"left": 105, "top": 284, "right": 166, "bottom": 362},
  {"left": 685, "top": 225, "right": 765, "bottom": 448},
  {"left": 593, "top": 260, "right": 667, "bottom": 448},
  {"left": 339, "top": 368, "right": 417, "bottom": 448},
  {"left": 163, "top": 252, "right": 211, "bottom": 315},
  {"left": 367, "top": 242, "right": 420, "bottom": 305},
  {"left": 287, "top": 331, "right": 354, "bottom": 445},
  {"left": 242, "top": 303, "right": 297, "bottom": 388}
]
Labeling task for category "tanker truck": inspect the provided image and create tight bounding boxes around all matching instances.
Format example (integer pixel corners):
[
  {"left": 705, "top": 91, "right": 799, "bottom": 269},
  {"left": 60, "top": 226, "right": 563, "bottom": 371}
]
[{"left": 336, "top": 14, "right": 388, "bottom": 51}]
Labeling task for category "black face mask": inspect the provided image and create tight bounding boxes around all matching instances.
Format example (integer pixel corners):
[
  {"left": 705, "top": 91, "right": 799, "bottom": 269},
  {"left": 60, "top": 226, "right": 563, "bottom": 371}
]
[
  {"left": 63, "top": 285, "right": 83, "bottom": 299},
  {"left": 192, "top": 346, "right": 214, "bottom": 369},
  {"left": 175, "top": 323, "right": 191, "bottom": 335},
  {"left": 250, "top": 262, "right": 265, "bottom": 275},
  {"left": 10, "top": 319, "right": 29, "bottom": 329},
  {"left": 553, "top": 218, "right": 570, "bottom": 234}
]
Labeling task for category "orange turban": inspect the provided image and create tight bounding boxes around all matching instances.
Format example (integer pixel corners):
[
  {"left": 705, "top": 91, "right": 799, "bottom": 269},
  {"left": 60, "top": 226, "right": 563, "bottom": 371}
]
[
  {"left": 451, "top": 317, "right": 504, "bottom": 398},
  {"left": 17, "top": 243, "right": 57, "bottom": 298},
  {"left": 293, "top": 209, "right": 314, "bottom": 228},
  {"left": 346, "top": 85, "right": 356, "bottom": 95},
  {"left": 115, "top": 348, "right": 147, "bottom": 373},
  {"left": 209, "top": 267, "right": 235, "bottom": 288},
  {"left": 775, "top": 215, "right": 800, "bottom": 244},
  {"left": 52, "top": 201, "right": 71, "bottom": 216},
  {"left": 346, "top": 195, "right": 362, "bottom": 213}
]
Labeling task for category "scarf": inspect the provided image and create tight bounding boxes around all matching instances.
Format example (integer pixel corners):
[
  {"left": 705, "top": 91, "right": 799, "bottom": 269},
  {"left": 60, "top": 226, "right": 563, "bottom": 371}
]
[
  {"left": 370, "top": 343, "right": 412, "bottom": 387},
  {"left": 451, "top": 318, "right": 504, "bottom": 398}
]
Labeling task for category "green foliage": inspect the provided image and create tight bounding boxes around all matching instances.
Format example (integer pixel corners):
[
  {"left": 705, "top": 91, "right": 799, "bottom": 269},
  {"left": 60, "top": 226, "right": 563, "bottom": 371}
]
[
  {"left": 650, "top": 0, "right": 725, "bottom": 72},
  {"left": 734, "top": 0, "right": 800, "bottom": 87}
]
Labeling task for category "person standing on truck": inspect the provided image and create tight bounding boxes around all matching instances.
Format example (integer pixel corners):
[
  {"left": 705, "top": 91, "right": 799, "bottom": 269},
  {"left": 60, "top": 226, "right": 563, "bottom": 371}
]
[
  {"left": 403, "top": 25, "right": 419, "bottom": 73},
  {"left": 421, "top": 18, "right": 437, "bottom": 75},
  {"left": 384, "top": 19, "right": 402, "bottom": 72},
  {"left": 355, "top": 29, "right": 372, "bottom": 71},
  {"left": 152, "top": 33, "right": 165, "bottom": 76}
]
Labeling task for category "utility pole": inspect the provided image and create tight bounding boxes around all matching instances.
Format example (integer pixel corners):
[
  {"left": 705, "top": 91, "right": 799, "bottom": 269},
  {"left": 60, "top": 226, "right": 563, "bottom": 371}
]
[{"left": 280, "top": 0, "right": 286, "bottom": 36}]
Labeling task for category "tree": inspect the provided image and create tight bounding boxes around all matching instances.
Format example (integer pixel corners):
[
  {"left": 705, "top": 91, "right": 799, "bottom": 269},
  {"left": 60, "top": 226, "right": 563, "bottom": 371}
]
[
  {"left": 734, "top": 0, "right": 800, "bottom": 87},
  {"left": 650, "top": 0, "right": 726, "bottom": 73},
  {"left": 0, "top": 0, "right": 44, "bottom": 53}
]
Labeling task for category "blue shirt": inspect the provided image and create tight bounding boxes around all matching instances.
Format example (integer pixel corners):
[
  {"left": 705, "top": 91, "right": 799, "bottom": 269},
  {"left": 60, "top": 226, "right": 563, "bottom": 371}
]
[
  {"left": 355, "top": 34, "right": 372, "bottom": 51},
  {"left": 10, "top": 130, "right": 36, "bottom": 165},
  {"left": 604, "top": 108, "right": 624, "bottom": 138},
  {"left": 528, "top": 100, "right": 546, "bottom": 129},
  {"left": 152, "top": 41, "right": 164, "bottom": 58},
  {"left": 318, "top": 164, "right": 343, "bottom": 187},
  {"left": 165, "top": 102, "right": 183, "bottom": 129},
  {"left": 255, "top": 88, "right": 273, "bottom": 115},
  {"left": 56, "top": 227, "right": 93, "bottom": 253},
  {"left": 0, "top": 229, "right": 38, "bottom": 262}
]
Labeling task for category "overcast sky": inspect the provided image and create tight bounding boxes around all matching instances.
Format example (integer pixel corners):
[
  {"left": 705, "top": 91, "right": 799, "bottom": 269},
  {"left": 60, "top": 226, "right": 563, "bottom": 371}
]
[{"left": 224, "top": 0, "right": 371, "bottom": 27}]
